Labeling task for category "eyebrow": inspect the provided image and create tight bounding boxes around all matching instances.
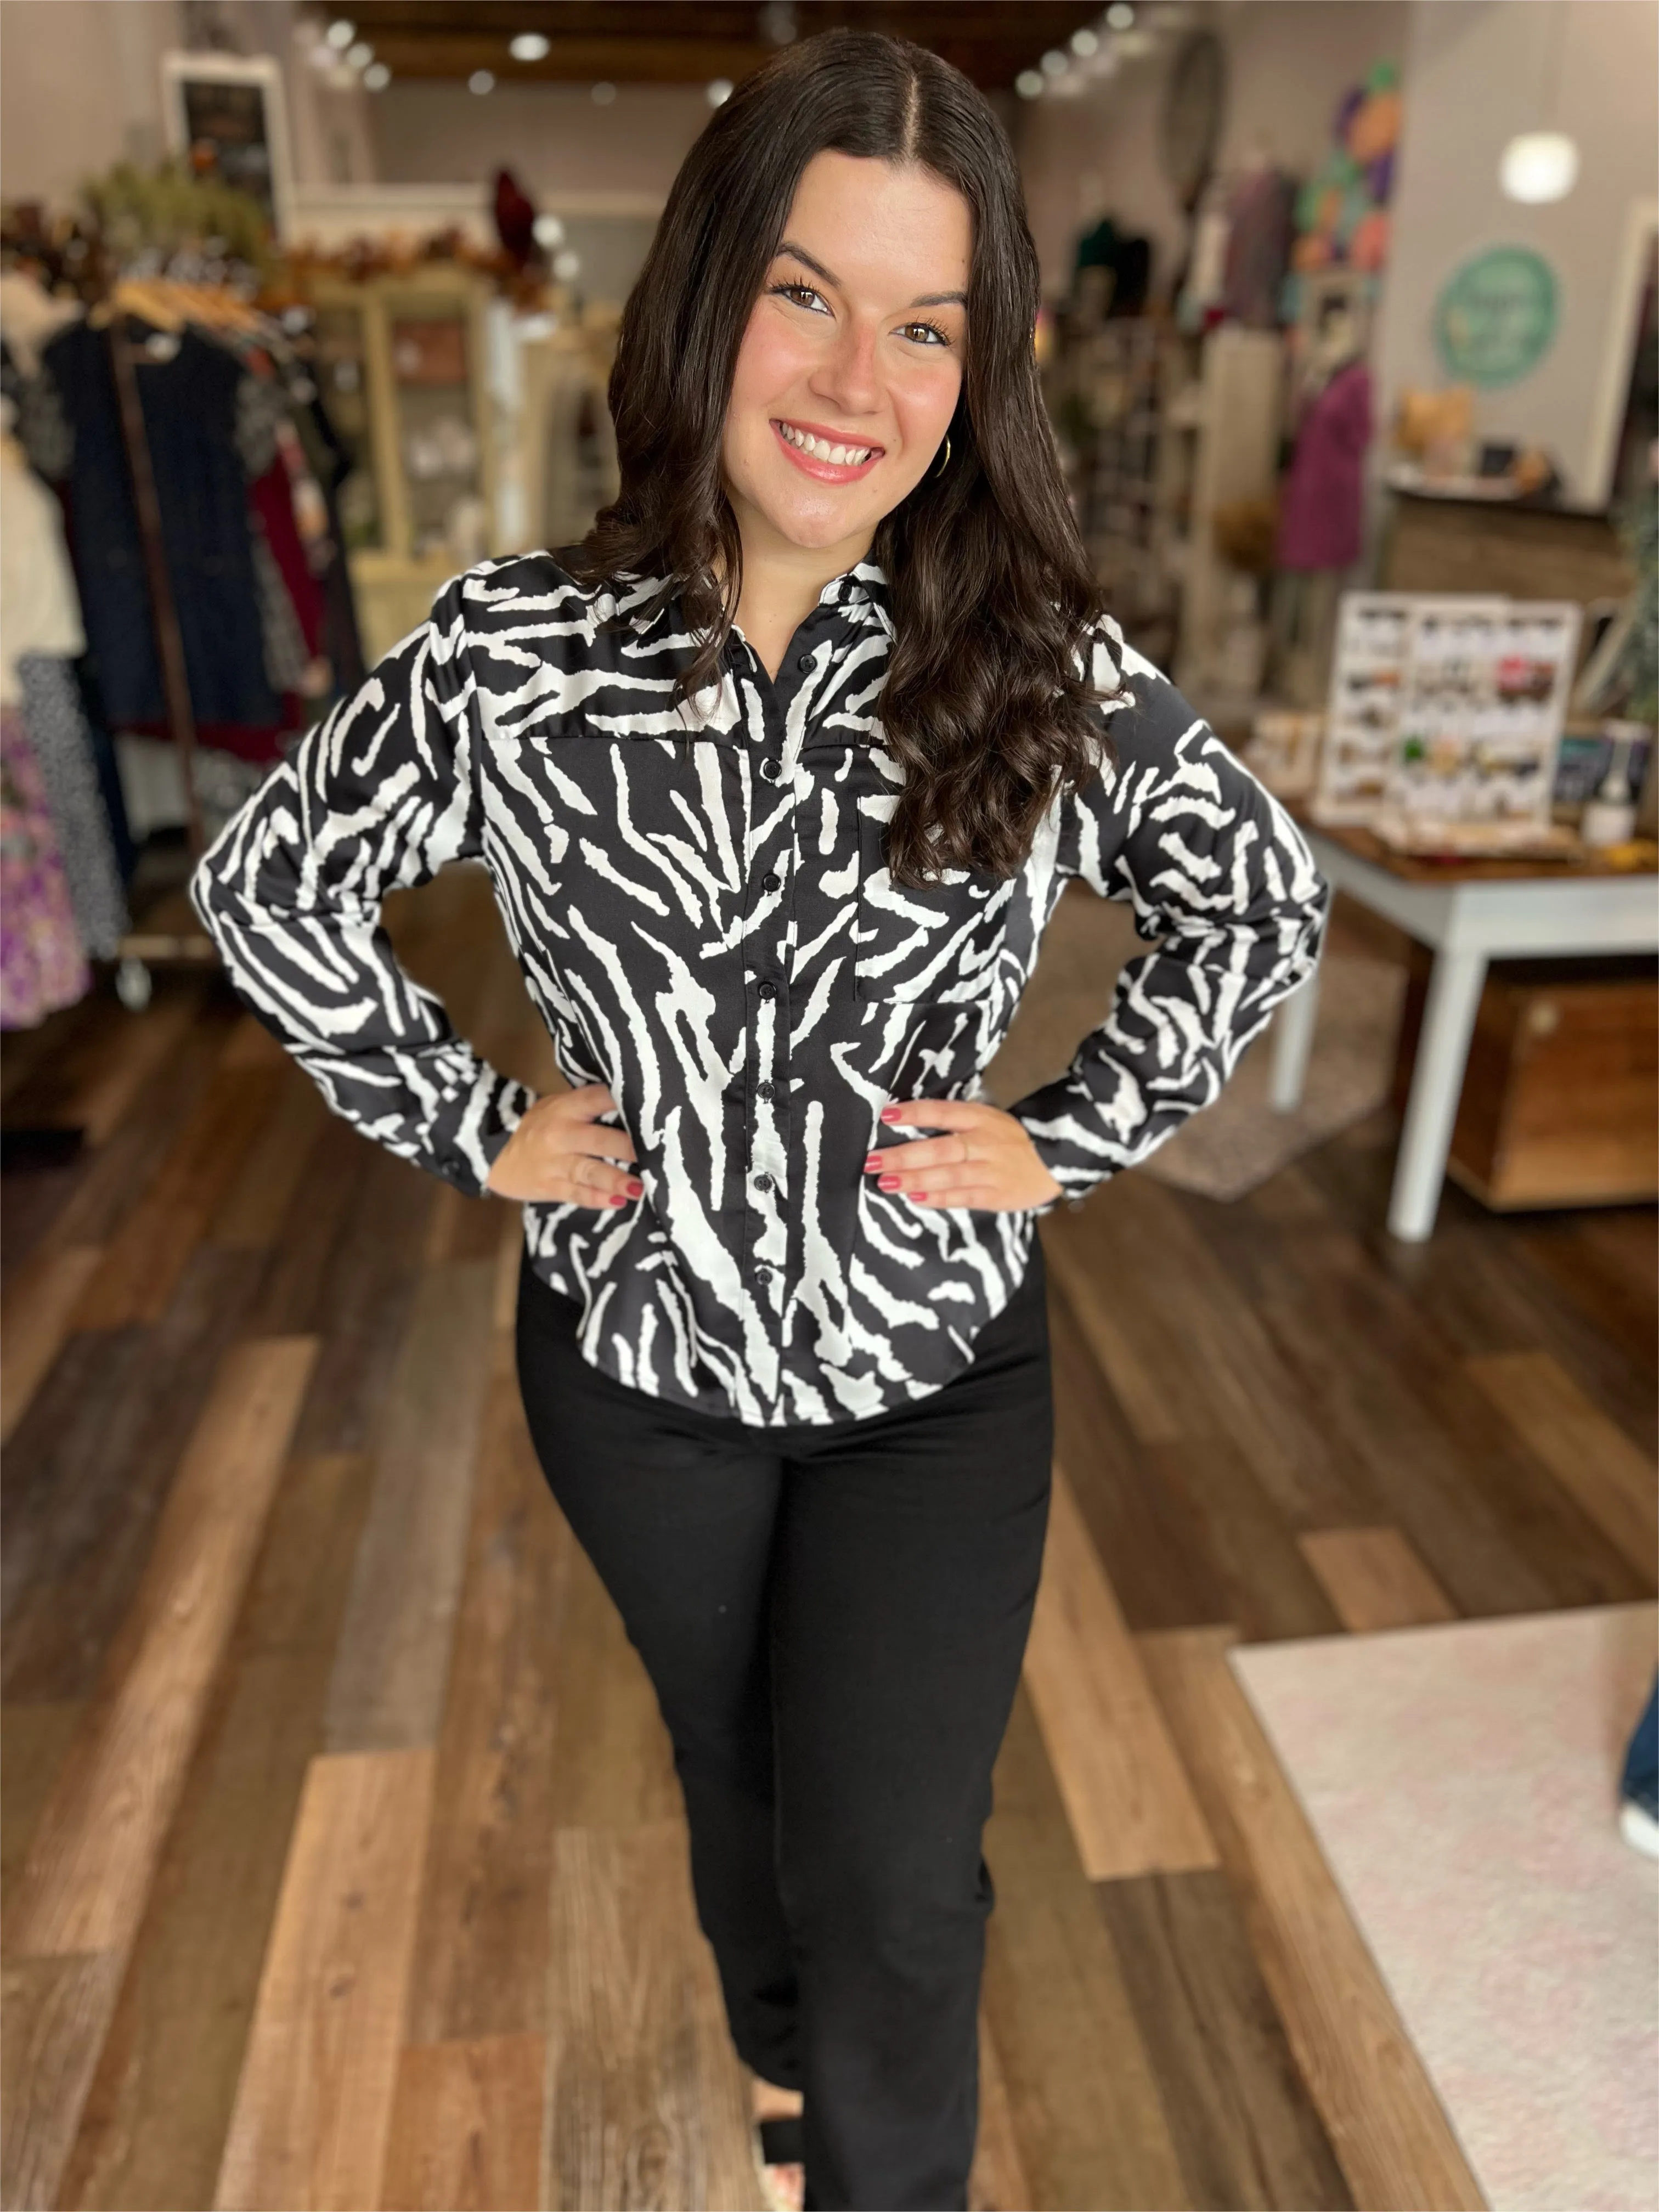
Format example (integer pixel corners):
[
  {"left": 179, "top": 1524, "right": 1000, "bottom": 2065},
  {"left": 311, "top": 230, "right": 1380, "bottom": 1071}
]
[{"left": 775, "top": 238, "right": 967, "bottom": 310}]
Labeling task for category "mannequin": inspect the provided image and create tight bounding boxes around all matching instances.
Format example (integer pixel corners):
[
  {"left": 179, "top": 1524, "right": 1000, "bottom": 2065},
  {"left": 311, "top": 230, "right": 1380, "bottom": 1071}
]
[{"left": 1272, "top": 298, "right": 1373, "bottom": 704}]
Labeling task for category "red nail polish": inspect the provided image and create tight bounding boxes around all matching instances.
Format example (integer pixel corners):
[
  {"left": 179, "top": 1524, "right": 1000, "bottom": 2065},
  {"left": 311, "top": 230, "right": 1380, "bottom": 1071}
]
[
  {"left": 878, "top": 1175, "right": 899, "bottom": 1190},
  {"left": 913, "top": 1190, "right": 928, "bottom": 1201},
  {"left": 864, "top": 1154, "right": 881, "bottom": 1171},
  {"left": 879, "top": 1105, "right": 901, "bottom": 1122},
  {"left": 609, "top": 1194, "right": 626, "bottom": 1206},
  {"left": 627, "top": 1179, "right": 644, "bottom": 1196}
]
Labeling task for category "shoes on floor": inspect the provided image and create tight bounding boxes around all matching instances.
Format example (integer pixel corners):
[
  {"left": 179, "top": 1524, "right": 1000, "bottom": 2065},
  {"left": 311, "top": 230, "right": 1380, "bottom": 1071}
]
[{"left": 1619, "top": 1792, "right": 1659, "bottom": 1861}]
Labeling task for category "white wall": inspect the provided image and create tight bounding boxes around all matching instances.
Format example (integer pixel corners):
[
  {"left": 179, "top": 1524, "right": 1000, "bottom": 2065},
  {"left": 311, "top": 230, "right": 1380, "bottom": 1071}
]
[
  {"left": 0, "top": 0, "right": 376, "bottom": 208},
  {"left": 1372, "top": 0, "right": 1659, "bottom": 505},
  {"left": 365, "top": 81, "right": 712, "bottom": 205},
  {"left": 1017, "top": 0, "right": 1409, "bottom": 303},
  {"left": 0, "top": 0, "right": 182, "bottom": 207}
]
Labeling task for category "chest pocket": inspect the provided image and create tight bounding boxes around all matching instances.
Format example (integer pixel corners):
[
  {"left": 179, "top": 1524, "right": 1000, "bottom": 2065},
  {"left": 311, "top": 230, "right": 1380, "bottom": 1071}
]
[{"left": 852, "top": 806, "right": 1012, "bottom": 1005}]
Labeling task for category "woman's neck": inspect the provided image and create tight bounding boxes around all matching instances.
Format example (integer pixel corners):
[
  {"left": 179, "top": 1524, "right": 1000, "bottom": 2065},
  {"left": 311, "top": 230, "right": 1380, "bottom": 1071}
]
[{"left": 726, "top": 499, "right": 876, "bottom": 680}]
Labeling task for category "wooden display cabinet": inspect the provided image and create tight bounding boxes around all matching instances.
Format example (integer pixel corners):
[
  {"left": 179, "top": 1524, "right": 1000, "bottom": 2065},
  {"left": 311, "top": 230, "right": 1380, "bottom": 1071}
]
[{"left": 305, "top": 266, "right": 496, "bottom": 662}]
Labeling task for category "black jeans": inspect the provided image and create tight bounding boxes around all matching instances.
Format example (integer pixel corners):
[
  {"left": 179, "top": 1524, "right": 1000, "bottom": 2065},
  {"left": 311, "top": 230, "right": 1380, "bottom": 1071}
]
[{"left": 514, "top": 1239, "right": 1054, "bottom": 2212}]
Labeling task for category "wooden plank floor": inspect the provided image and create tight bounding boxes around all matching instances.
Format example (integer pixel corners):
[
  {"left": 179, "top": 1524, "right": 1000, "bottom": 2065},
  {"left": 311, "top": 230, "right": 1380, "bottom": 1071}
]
[{"left": 3, "top": 858, "right": 1654, "bottom": 2210}]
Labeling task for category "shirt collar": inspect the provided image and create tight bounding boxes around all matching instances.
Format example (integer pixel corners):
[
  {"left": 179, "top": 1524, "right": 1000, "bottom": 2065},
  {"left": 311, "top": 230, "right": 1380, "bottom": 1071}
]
[
  {"left": 815, "top": 558, "right": 893, "bottom": 639},
  {"left": 618, "top": 556, "right": 894, "bottom": 645}
]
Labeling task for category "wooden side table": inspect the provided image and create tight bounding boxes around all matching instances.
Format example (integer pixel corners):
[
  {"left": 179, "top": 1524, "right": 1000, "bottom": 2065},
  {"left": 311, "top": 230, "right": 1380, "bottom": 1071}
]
[{"left": 1269, "top": 821, "right": 1659, "bottom": 1240}]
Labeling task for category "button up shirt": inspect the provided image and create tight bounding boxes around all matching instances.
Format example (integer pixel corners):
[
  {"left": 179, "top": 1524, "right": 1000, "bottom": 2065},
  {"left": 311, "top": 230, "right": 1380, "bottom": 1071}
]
[{"left": 189, "top": 552, "right": 1328, "bottom": 1426}]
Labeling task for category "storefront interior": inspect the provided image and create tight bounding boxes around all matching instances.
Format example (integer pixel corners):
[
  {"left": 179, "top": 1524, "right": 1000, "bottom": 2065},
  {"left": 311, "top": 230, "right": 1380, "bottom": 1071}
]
[{"left": 1, "top": 5, "right": 1655, "bottom": 2209}]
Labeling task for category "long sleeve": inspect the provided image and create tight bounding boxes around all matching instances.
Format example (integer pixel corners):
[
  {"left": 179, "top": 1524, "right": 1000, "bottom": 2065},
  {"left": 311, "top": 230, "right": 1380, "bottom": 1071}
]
[
  {"left": 1008, "top": 634, "right": 1329, "bottom": 1211},
  {"left": 188, "top": 574, "right": 533, "bottom": 1197}
]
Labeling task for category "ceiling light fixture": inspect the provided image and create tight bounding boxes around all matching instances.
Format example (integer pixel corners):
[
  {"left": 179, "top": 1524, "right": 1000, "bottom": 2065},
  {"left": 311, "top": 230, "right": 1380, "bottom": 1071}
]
[
  {"left": 706, "top": 76, "right": 733, "bottom": 105},
  {"left": 363, "top": 60, "right": 390, "bottom": 89},
  {"left": 1499, "top": 1, "right": 1579, "bottom": 205},
  {"left": 469, "top": 69, "right": 495, "bottom": 93},
  {"left": 1015, "top": 67, "right": 1045, "bottom": 99},
  {"left": 1500, "top": 131, "right": 1579, "bottom": 203},
  {"left": 1070, "top": 26, "right": 1099, "bottom": 56},
  {"left": 509, "top": 32, "right": 550, "bottom": 61},
  {"left": 324, "top": 18, "right": 354, "bottom": 48},
  {"left": 1105, "top": 3, "right": 1135, "bottom": 27},
  {"left": 533, "top": 213, "right": 566, "bottom": 247},
  {"left": 345, "top": 40, "right": 372, "bottom": 67},
  {"left": 1040, "top": 48, "right": 1069, "bottom": 76},
  {"left": 552, "top": 249, "right": 582, "bottom": 281}
]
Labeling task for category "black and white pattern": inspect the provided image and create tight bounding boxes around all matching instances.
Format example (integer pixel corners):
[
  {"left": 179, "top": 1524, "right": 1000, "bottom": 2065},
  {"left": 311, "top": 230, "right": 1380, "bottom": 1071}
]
[{"left": 190, "top": 553, "right": 1328, "bottom": 1425}]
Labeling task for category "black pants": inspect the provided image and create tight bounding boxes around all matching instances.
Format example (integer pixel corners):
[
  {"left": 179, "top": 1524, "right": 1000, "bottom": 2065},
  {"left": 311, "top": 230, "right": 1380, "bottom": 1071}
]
[{"left": 514, "top": 1241, "right": 1054, "bottom": 2212}]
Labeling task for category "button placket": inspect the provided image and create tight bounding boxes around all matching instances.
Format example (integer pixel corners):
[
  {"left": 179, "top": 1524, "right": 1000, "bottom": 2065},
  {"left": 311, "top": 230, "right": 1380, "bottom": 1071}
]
[{"left": 746, "top": 673, "right": 793, "bottom": 1301}]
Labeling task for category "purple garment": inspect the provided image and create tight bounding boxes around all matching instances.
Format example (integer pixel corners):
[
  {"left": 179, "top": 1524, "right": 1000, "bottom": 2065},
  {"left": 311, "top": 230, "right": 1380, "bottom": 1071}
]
[
  {"left": 1, "top": 706, "right": 89, "bottom": 1027},
  {"left": 1276, "top": 360, "right": 1373, "bottom": 572}
]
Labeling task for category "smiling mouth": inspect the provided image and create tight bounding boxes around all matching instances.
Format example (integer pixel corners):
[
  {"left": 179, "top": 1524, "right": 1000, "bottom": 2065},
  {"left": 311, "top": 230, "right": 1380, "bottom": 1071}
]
[{"left": 772, "top": 417, "right": 884, "bottom": 474}]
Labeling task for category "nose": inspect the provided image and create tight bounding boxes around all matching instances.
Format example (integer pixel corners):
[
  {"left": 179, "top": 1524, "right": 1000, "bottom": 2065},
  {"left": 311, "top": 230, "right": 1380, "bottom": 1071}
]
[{"left": 808, "top": 314, "right": 881, "bottom": 420}]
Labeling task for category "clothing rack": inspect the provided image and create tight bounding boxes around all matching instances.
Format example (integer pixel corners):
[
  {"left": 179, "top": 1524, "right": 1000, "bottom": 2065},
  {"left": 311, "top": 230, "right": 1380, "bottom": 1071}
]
[{"left": 91, "top": 276, "right": 327, "bottom": 1003}]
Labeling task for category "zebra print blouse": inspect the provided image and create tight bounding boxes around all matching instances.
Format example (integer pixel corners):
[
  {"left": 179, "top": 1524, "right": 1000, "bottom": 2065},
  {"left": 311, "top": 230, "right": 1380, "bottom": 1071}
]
[{"left": 189, "top": 553, "right": 1328, "bottom": 1427}]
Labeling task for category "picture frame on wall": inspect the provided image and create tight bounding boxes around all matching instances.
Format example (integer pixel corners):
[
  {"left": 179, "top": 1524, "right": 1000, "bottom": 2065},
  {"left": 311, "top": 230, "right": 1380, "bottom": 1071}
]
[{"left": 160, "top": 51, "right": 294, "bottom": 240}]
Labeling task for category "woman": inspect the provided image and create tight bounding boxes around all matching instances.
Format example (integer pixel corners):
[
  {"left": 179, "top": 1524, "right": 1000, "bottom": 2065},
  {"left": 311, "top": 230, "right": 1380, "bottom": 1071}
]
[{"left": 191, "top": 31, "right": 1327, "bottom": 2211}]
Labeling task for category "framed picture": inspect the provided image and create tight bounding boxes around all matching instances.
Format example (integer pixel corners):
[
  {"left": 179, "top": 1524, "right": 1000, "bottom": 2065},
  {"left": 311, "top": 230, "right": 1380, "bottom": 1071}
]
[{"left": 161, "top": 51, "right": 294, "bottom": 239}]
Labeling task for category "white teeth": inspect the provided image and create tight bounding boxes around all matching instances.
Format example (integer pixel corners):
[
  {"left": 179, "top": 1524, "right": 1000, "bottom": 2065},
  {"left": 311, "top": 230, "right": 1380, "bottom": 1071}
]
[{"left": 780, "top": 422, "right": 873, "bottom": 466}]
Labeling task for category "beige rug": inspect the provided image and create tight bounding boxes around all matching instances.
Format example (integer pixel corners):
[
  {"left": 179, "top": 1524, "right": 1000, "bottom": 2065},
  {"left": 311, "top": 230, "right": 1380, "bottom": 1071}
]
[
  {"left": 1233, "top": 1606, "right": 1659, "bottom": 2212},
  {"left": 985, "top": 882, "right": 1403, "bottom": 1202}
]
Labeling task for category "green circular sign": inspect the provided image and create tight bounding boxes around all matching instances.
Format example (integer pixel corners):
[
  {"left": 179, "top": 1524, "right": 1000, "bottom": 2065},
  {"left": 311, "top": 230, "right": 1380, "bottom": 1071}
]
[{"left": 1434, "top": 245, "right": 1559, "bottom": 388}]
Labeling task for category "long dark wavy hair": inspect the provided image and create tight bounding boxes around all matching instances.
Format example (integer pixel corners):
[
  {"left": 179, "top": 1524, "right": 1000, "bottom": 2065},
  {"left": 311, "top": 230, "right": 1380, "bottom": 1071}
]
[{"left": 568, "top": 29, "right": 1113, "bottom": 886}]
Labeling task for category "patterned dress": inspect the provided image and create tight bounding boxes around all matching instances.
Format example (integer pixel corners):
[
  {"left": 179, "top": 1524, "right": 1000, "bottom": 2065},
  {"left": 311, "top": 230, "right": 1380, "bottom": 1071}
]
[{"left": 1, "top": 707, "right": 88, "bottom": 1028}]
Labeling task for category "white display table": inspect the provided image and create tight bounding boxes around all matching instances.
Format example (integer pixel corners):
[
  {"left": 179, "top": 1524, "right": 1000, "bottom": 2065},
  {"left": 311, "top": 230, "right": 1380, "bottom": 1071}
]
[{"left": 1269, "top": 821, "right": 1659, "bottom": 1241}]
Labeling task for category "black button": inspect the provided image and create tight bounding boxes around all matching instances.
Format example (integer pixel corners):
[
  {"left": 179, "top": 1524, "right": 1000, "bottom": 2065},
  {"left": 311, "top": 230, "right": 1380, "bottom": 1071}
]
[
  {"left": 796, "top": 652, "right": 812, "bottom": 671},
  {"left": 759, "top": 759, "right": 782, "bottom": 782},
  {"left": 757, "top": 980, "right": 778, "bottom": 1000},
  {"left": 754, "top": 1172, "right": 774, "bottom": 1192},
  {"left": 754, "top": 1262, "right": 773, "bottom": 1282},
  {"left": 755, "top": 1080, "right": 775, "bottom": 1101},
  {"left": 762, "top": 871, "right": 781, "bottom": 891}
]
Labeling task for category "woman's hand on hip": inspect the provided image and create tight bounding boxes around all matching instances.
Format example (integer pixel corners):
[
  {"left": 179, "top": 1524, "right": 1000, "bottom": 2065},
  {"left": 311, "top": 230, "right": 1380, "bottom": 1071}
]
[
  {"left": 485, "top": 1084, "right": 643, "bottom": 1207},
  {"left": 864, "top": 1098, "right": 1063, "bottom": 1211}
]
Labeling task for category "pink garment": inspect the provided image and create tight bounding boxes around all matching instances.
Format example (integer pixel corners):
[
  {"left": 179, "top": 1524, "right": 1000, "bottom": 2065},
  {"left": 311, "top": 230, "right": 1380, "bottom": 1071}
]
[
  {"left": 1, "top": 706, "right": 89, "bottom": 1027},
  {"left": 1276, "top": 359, "right": 1373, "bottom": 572}
]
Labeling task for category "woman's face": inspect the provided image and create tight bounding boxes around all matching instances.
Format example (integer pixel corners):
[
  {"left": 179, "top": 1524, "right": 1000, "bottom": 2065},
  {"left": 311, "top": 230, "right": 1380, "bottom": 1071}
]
[{"left": 721, "top": 150, "right": 971, "bottom": 565}]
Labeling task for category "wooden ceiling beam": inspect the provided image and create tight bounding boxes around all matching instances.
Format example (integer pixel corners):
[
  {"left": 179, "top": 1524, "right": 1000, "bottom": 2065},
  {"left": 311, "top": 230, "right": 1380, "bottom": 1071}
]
[
  {"left": 320, "top": 2, "right": 1098, "bottom": 87},
  {"left": 357, "top": 33, "right": 778, "bottom": 83}
]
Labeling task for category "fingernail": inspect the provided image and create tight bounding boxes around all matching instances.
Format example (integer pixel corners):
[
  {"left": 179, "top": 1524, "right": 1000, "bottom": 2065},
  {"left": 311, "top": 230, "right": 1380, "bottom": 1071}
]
[
  {"left": 878, "top": 1175, "right": 900, "bottom": 1190},
  {"left": 864, "top": 1154, "right": 881, "bottom": 1171},
  {"left": 627, "top": 1178, "right": 644, "bottom": 1196},
  {"left": 879, "top": 1105, "right": 901, "bottom": 1122},
  {"left": 913, "top": 1190, "right": 928, "bottom": 1201},
  {"left": 608, "top": 1194, "right": 626, "bottom": 1206}
]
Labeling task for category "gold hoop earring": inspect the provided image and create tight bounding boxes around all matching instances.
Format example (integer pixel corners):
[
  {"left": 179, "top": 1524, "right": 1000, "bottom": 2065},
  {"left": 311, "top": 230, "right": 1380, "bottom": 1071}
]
[{"left": 932, "top": 435, "right": 951, "bottom": 478}]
